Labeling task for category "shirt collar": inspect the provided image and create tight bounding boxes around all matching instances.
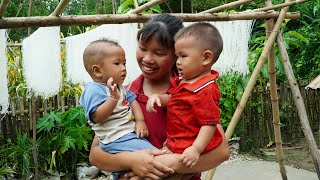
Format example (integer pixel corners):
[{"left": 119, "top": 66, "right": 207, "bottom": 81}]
[{"left": 171, "top": 70, "right": 219, "bottom": 92}]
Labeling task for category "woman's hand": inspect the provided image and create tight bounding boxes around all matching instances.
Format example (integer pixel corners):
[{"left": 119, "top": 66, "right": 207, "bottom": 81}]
[{"left": 123, "top": 149, "right": 175, "bottom": 179}]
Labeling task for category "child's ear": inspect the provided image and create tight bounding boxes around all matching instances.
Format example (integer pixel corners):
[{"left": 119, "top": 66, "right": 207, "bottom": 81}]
[
  {"left": 92, "top": 64, "right": 102, "bottom": 78},
  {"left": 202, "top": 50, "right": 213, "bottom": 66}
]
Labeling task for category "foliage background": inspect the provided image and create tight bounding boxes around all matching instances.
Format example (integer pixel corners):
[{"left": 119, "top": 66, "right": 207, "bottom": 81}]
[{"left": 1, "top": 0, "right": 320, "bottom": 177}]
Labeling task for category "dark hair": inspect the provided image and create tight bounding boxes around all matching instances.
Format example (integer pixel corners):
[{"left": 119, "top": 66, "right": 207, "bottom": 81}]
[
  {"left": 175, "top": 22, "right": 223, "bottom": 63},
  {"left": 137, "top": 14, "right": 183, "bottom": 74},
  {"left": 137, "top": 14, "right": 183, "bottom": 50}
]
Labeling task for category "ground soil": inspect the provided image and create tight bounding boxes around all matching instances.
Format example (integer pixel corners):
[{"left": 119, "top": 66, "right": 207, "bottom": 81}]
[{"left": 243, "top": 137, "right": 318, "bottom": 173}]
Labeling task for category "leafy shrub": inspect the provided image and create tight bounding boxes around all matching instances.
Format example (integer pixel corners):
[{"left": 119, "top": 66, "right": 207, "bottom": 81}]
[
  {"left": 37, "top": 106, "right": 93, "bottom": 176},
  {"left": 0, "top": 106, "right": 93, "bottom": 178}
]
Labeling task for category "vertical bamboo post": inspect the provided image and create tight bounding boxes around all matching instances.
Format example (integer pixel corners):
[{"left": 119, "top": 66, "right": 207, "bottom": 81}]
[
  {"left": 266, "top": 1, "right": 287, "bottom": 178},
  {"left": 61, "top": 96, "right": 65, "bottom": 112},
  {"left": 277, "top": 33, "right": 320, "bottom": 178},
  {"left": 75, "top": 94, "right": 79, "bottom": 106},
  {"left": 43, "top": 99, "right": 47, "bottom": 115},
  {"left": 19, "top": 97, "right": 25, "bottom": 132},
  {"left": 206, "top": 4, "right": 291, "bottom": 180},
  {"left": 27, "top": 0, "right": 33, "bottom": 35},
  {"left": 31, "top": 95, "right": 39, "bottom": 179},
  {"left": 225, "top": 2, "right": 290, "bottom": 140}
]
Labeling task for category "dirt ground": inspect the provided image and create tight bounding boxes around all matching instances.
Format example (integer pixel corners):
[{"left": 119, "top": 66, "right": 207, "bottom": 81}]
[{"left": 244, "top": 137, "right": 318, "bottom": 173}]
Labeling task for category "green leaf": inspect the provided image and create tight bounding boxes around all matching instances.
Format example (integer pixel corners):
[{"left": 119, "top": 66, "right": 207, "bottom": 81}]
[
  {"left": 60, "top": 136, "right": 76, "bottom": 154},
  {"left": 117, "top": 0, "right": 133, "bottom": 14},
  {"left": 287, "top": 31, "right": 309, "bottom": 44}
]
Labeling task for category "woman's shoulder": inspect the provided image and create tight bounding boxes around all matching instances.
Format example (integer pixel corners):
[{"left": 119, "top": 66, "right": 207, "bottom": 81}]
[{"left": 126, "top": 74, "right": 144, "bottom": 93}]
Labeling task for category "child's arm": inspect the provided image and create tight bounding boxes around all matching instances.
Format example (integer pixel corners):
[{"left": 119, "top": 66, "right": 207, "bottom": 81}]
[
  {"left": 131, "top": 100, "right": 149, "bottom": 138},
  {"left": 146, "top": 94, "right": 170, "bottom": 113},
  {"left": 179, "top": 125, "right": 216, "bottom": 168},
  {"left": 91, "top": 78, "right": 120, "bottom": 124}
]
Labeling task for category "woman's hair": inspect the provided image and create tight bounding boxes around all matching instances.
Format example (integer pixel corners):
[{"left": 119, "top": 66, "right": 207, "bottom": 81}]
[
  {"left": 137, "top": 14, "right": 183, "bottom": 50},
  {"left": 137, "top": 14, "right": 183, "bottom": 74}
]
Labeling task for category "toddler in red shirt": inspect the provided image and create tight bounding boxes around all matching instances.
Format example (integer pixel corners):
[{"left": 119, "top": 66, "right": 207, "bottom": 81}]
[{"left": 147, "top": 22, "right": 224, "bottom": 168}]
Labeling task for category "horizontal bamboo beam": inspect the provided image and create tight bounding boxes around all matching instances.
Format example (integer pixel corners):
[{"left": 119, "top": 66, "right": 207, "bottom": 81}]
[
  {"left": 0, "top": 0, "right": 10, "bottom": 18},
  {"left": 0, "top": 12, "right": 300, "bottom": 29},
  {"left": 50, "top": 0, "right": 70, "bottom": 16},
  {"left": 199, "top": 0, "right": 255, "bottom": 14},
  {"left": 127, "top": 0, "right": 167, "bottom": 14},
  {"left": 252, "top": 0, "right": 308, "bottom": 12}
]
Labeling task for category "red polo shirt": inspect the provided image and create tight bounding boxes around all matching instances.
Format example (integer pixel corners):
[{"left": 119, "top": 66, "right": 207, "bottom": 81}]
[
  {"left": 166, "top": 70, "right": 223, "bottom": 154},
  {"left": 127, "top": 75, "right": 167, "bottom": 149}
]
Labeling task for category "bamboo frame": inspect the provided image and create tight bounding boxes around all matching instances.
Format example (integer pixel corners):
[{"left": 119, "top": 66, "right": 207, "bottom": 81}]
[
  {"left": 0, "top": 0, "right": 9, "bottom": 18},
  {"left": 0, "top": 12, "right": 300, "bottom": 29},
  {"left": 127, "top": 0, "right": 167, "bottom": 14},
  {"left": 50, "top": 0, "right": 70, "bottom": 16},
  {"left": 206, "top": 2, "right": 292, "bottom": 180},
  {"left": 31, "top": 96, "right": 39, "bottom": 180},
  {"left": 133, "top": 0, "right": 139, "bottom": 9},
  {"left": 1, "top": 0, "right": 316, "bottom": 179},
  {"left": 252, "top": 0, "right": 308, "bottom": 12},
  {"left": 199, "top": 0, "right": 255, "bottom": 14},
  {"left": 224, "top": 4, "right": 289, "bottom": 140},
  {"left": 265, "top": 1, "right": 287, "bottom": 179},
  {"left": 277, "top": 33, "right": 320, "bottom": 179}
]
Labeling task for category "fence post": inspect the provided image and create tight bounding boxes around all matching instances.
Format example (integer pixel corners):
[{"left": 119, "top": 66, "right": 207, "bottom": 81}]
[{"left": 31, "top": 95, "right": 39, "bottom": 180}]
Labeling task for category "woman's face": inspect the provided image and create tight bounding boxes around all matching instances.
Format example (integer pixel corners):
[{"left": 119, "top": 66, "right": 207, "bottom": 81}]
[{"left": 136, "top": 38, "right": 176, "bottom": 81}]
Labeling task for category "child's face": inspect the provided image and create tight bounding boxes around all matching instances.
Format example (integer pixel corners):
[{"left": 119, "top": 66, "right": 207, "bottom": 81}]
[
  {"left": 99, "top": 46, "right": 126, "bottom": 84},
  {"left": 175, "top": 37, "right": 206, "bottom": 82}
]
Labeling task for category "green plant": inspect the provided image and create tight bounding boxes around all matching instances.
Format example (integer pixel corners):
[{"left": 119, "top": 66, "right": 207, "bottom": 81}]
[
  {"left": 218, "top": 72, "right": 248, "bottom": 130},
  {"left": 117, "top": 0, "right": 163, "bottom": 14},
  {"left": 37, "top": 106, "right": 93, "bottom": 176},
  {"left": 0, "top": 131, "right": 36, "bottom": 178}
]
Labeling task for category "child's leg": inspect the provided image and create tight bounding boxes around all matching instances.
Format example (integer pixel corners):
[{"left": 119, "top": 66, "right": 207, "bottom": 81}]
[{"left": 99, "top": 132, "right": 156, "bottom": 179}]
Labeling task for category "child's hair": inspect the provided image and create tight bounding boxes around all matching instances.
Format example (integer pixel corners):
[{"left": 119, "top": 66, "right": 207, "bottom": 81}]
[
  {"left": 174, "top": 22, "right": 223, "bottom": 63},
  {"left": 137, "top": 14, "right": 183, "bottom": 74},
  {"left": 83, "top": 38, "right": 121, "bottom": 74}
]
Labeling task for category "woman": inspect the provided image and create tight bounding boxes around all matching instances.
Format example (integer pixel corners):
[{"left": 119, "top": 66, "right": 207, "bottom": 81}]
[{"left": 89, "top": 14, "right": 230, "bottom": 179}]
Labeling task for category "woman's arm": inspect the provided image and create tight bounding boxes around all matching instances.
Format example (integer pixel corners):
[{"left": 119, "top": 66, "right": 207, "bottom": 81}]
[
  {"left": 154, "top": 124, "right": 230, "bottom": 174},
  {"left": 89, "top": 136, "right": 174, "bottom": 178},
  {"left": 123, "top": 125, "right": 230, "bottom": 179}
]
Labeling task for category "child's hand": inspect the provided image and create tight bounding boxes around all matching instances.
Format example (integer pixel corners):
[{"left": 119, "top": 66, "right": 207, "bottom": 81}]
[
  {"left": 107, "top": 77, "right": 120, "bottom": 100},
  {"left": 179, "top": 146, "right": 200, "bottom": 168},
  {"left": 135, "top": 120, "right": 149, "bottom": 138},
  {"left": 146, "top": 94, "right": 161, "bottom": 113}
]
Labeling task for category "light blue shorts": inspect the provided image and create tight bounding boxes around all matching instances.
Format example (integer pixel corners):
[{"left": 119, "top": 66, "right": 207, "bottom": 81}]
[
  {"left": 99, "top": 132, "right": 156, "bottom": 180},
  {"left": 99, "top": 132, "right": 156, "bottom": 153}
]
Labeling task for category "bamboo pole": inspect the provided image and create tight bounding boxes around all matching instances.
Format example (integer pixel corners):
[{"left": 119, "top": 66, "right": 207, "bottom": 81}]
[
  {"left": 127, "top": 0, "right": 167, "bottom": 14},
  {"left": 199, "top": 0, "right": 255, "bottom": 14},
  {"left": 0, "top": 12, "right": 300, "bottom": 29},
  {"left": 265, "top": 1, "right": 287, "bottom": 179},
  {"left": 31, "top": 96, "right": 39, "bottom": 179},
  {"left": 0, "top": 0, "right": 9, "bottom": 18},
  {"left": 207, "top": 4, "right": 291, "bottom": 180},
  {"left": 50, "top": 0, "right": 70, "bottom": 16},
  {"left": 224, "top": 5, "right": 290, "bottom": 140},
  {"left": 27, "top": 0, "right": 33, "bottom": 35},
  {"left": 277, "top": 33, "right": 320, "bottom": 179},
  {"left": 252, "top": 0, "right": 308, "bottom": 12},
  {"left": 133, "top": 0, "right": 139, "bottom": 9}
]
